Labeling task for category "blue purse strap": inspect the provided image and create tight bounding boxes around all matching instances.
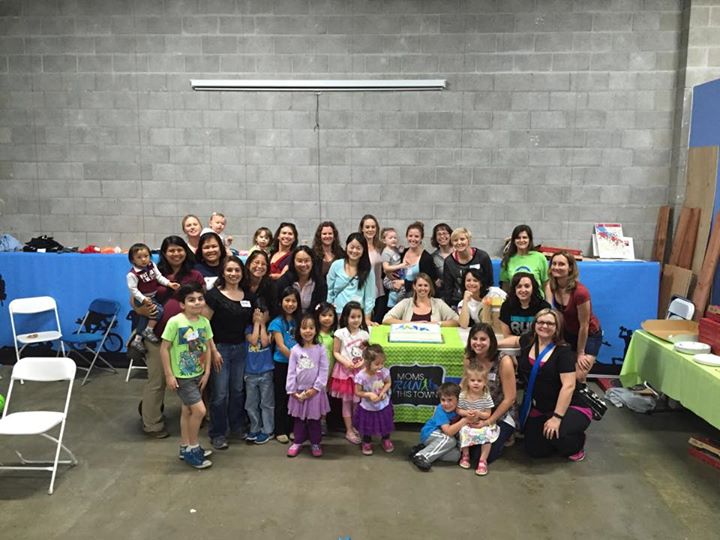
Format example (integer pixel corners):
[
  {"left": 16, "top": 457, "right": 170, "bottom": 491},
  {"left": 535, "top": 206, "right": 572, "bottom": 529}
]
[{"left": 519, "top": 342, "right": 555, "bottom": 429}]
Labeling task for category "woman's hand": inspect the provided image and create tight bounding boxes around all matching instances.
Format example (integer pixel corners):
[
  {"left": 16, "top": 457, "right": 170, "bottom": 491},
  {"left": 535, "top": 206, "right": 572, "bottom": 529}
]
[
  {"left": 463, "top": 290, "right": 473, "bottom": 303},
  {"left": 577, "top": 353, "right": 594, "bottom": 372},
  {"left": 543, "top": 416, "right": 562, "bottom": 439}
]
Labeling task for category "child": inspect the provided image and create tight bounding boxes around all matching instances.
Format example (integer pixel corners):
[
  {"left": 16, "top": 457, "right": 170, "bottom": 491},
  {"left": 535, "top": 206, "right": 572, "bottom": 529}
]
[
  {"left": 202, "top": 212, "right": 233, "bottom": 248},
  {"left": 330, "top": 301, "right": 369, "bottom": 445},
  {"left": 457, "top": 363, "right": 500, "bottom": 476},
  {"left": 316, "top": 302, "right": 337, "bottom": 434},
  {"left": 126, "top": 242, "right": 179, "bottom": 350},
  {"left": 381, "top": 228, "right": 407, "bottom": 309},
  {"left": 160, "top": 282, "right": 214, "bottom": 469},
  {"left": 410, "top": 382, "right": 468, "bottom": 472},
  {"left": 286, "top": 313, "right": 331, "bottom": 458},
  {"left": 353, "top": 344, "right": 394, "bottom": 455},
  {"left": 244, "top": 301, "right": 275, "bottom": 445},
  {"left": 268, "top": 286, "right": 301, "bottom": 443},
  {"left": 249, "top": 227, "right": 273, "bottom": 254}
]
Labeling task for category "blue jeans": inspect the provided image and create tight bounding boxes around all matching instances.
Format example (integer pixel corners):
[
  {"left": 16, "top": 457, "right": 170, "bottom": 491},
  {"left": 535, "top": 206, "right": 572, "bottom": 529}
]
[
  {"left": 208, "top": 342, "right": 247, "bottom": 440},
  {"left": 245, "top": 371, "right": 275, "bottom": 435}
]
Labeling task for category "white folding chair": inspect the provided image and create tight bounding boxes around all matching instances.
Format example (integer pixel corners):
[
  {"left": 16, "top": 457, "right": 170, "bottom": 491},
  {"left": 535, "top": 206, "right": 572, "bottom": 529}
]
[
  {"left": 0, "top": 357, "right": 77, "bottom": 495},
  {"left": 9, "top": 296, "right": 66, "bottom": 362}
]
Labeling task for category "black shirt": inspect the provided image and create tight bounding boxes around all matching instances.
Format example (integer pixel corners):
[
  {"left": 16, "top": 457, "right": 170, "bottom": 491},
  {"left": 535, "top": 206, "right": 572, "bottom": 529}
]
[
  {"left": 499, "top": 299, "right": 551, "bottom": 336},
  {"left": 205, "top": 287, "right": 253, "bottom": 344}
]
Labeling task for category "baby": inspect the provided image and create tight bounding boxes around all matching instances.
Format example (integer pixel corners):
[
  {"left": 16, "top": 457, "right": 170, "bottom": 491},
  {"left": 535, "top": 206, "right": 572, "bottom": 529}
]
[
  {"left": 381, "top": 228, "right": 408, "bottom": 308},
  {"left": 201, "top": 212, "right": 233, "bottom": 248}
]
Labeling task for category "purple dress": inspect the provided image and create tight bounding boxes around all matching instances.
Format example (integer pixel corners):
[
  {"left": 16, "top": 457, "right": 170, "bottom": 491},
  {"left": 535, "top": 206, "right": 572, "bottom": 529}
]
[
  {"left": 286, "top": 344, "right": 331, "bottom": 421},
  {"left": 353, "top": 367, "right": 394, "bottom": 437}
]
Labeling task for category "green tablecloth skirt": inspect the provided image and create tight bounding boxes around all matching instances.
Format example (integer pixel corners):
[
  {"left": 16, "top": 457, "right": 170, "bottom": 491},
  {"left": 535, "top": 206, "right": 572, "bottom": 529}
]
[
  {"left": 369, "top": 326, "right": 466, "bottom": 423},
  {"left": 620, "top": 330, "right": 720, "bottom": 430}
]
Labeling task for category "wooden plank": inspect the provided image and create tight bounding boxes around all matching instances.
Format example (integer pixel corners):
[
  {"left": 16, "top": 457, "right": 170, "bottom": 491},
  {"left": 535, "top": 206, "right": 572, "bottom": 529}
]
[
  {"left": 691, "top": 212, "right": 720, "bottom": 320},
  {"left": 685, "top": 147, "right": 719, "bottom": 274},
  {"left": 658, "top": 264, "right": 694, "bottom": 318},
  {"left": 677, "top": 207, "right": 701, "bottom": 269},
  {"left": 668, "top": 207, "right": 691, "bottom": 267},
  {"left": 652, "top": 205, "right": 671, "bottom": 263}
]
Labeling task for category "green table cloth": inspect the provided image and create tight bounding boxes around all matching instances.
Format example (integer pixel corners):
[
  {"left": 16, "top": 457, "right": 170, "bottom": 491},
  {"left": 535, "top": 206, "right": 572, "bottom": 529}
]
[
  {"left": 370, "top": 326, "right": 465, "bottom": 423},
  {"left": 620, "top": 330, "right": 720, "bottom": 430}
]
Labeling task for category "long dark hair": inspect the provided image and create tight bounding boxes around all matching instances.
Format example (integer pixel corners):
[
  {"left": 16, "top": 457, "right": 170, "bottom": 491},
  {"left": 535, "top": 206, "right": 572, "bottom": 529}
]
[
  {"left": 287, "top": 245, "right": 322, "bottom": 285},
  {"left": 505, "top": 272, "right": 544, "bottom": 312},
  {"left": 158, "top": 236, "right": 196, "bottom": 282},
  {"left": 294, "top": 313, "right": 320, "bottom": 345},
  {"left": 242, "top": 249, "right": 272, "bottom": 305},
  {"left": 270, "top": 222, "right": 299, "bottom": 254},
  {"left": 464, "top": 322, "right": 498, "bottom": 362},
  {"left": 431, "top": 223, "right": 452, "bottom": 249},
  {"left": 195, "top": 231, "right": 227, "bottom": 266},
  {"left": 315, "top": 301, "right": 337, "bottom": 333},
  {"left": 338, "top": 301, "right": 369, "bottom": 332},
  {"left": 312, "top": 221, "right": 344, "bottom": 262},
  {"left": 501, "top": 224, "right": 535, "bottom": 271},
  {"left": 277, "top": 286, "right": 302, "bottom": 329},
  {"left": 214, "top": 255, "right": 245, "bottom": 290},
  {"left": 343, "top": 232, "right": 371, "bottom": 289}
]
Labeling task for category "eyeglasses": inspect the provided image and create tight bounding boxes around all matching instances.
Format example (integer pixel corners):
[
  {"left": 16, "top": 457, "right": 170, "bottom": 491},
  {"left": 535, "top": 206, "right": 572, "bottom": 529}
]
[{"left": 536, "top": 320, "right": 557, "bottom": 327}]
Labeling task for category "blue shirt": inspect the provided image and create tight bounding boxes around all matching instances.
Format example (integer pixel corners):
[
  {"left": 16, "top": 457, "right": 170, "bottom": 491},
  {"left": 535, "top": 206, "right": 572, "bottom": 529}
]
[
  {"left": 268, "top": 316, "right": 297, "bottom": 364},
  {"left": 420, "top": 404, "right": 459, "bottom": 443},
  {"left": 244, "top": 324, "right": 274, "bottom": 374},
  {"left": 326, "top": 259, "right": 376, "bottom": 316}
]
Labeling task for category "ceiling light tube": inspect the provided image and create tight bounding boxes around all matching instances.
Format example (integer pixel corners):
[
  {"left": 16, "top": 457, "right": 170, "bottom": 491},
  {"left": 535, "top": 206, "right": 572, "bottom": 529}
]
[{"left": 190, "top": 79, "right": 447, "bottom": 92}]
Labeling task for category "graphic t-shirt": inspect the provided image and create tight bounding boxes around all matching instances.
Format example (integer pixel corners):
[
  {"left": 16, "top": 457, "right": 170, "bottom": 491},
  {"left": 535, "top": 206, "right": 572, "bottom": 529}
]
[
  {"left": 268, "top": 316, "right": 297, "bottom": 364},
  {"left": 161, "top": 313, "right": 213, "bottom": 378},
  {"left": 499, "top": 251, "right": 549, "bottom": 295},
  {"left": 244, "top": 324, "right": 274, "bottom": 374},
  {"left": 355, "top": 367, "right": 391, "bottom": 412},
  {"left": 499, "top": 299, "right": 551, "bottom": 336}
]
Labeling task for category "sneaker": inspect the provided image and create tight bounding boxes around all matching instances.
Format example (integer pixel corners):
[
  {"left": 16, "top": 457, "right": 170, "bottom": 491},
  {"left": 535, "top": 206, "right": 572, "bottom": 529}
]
[
  {"left": 408, "top": 443, "right": 426, "bottom": 460},
  {"left": 287, "top": 443, "right": 302, "bottom": 457},
  {"left": 459, "top": 454, "right": 471, "bottom": 469},
  {"left": 568, "top": 449, "right": 586, "bottom": 462},
  {"left": 412, "top": 453, "right": 432, "bottom": 472},
  {"left": 276, "top": 434, "right": 289, "bottom": 444},
  {"left": 475, "top": 460, "right": 488, "bottom": 476},
  {"left": 382, "top": 439, "right": 395, "bottom": 453},
  {"left": 254, "top": 433, "right": 273, "bottom": 445},
  {"left": 211, "top": 437, "right": 229, "bottom": 450},
  {"left": 141, "top": 327, "right": 160, "bottom": 343},
  {"left": 179, "top": 445, "right": 213, "bottom": 461},
  {"left": 311, "top": 444, "right": 323, "bottom": 457},
  {"left": 130, "top": 336, "right": 147, "bottom": 353},
  {"left": 245, "top": 432, "right": 259, "bottom": 442},
  {"left": 361, "top": 442, "right": 373, "bottom": 456},
  {"left": 183, "top": 446, "right": 212, "bottom": 469}
]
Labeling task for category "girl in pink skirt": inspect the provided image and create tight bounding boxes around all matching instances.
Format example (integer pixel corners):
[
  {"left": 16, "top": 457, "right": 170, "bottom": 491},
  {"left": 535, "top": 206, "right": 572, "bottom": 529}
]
[{"left": 353, "top": 344, "right": 394, "bottom": 456}]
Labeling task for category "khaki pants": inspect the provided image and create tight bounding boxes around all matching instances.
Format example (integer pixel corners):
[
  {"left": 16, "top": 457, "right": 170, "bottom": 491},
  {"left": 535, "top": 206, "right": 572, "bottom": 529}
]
[{"left": 141, "top": 340, "right": 166, "bottom": 433}]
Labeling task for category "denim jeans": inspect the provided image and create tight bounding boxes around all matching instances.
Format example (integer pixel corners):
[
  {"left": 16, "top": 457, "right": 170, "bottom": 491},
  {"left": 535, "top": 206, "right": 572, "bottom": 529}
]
[
  {"left": 208, "top": 342, "right": 247, "bottom": 440},
  {"left": 244, "top": 370, "right": 275, "bottom": 435}
]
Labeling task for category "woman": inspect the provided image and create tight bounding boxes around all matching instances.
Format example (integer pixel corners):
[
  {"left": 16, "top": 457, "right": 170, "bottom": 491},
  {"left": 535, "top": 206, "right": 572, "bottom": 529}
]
[
  {"left": 326, "top": 232, "right": 376, "bottom": 327},
  {"left": 500, "top": 225, "right": 548, "bottom": 296},
  {"left": 499, "top": 272, "right": 550, "bottom": 337},
  {"left": 442, "top": 227, "right": 493, "bottom": 309},
  {"left": 500, "top": 309, "right": 591, "bottom": 461},
  {"left": 359, "top": 214, "right": 386, "bottom": 323},
  {"left": 269, "top": 222, "right": 299, "bottom": 280},
  {"left": 194, "top": 231, "right": 227, "bottom": 290},
  {"left": 312, "top": 221, "right": 344, "bottom": 278},
  {"left": 274, "top": 245, "right": 328, "bottom": 315},
  {"left": 547, "top": 252, "right": 602, "bottom": 382},
  {"left": 242, "top": 249, "right": 273, "bottom": 308},
  {"left": 382, "top": 273, "right": 458, "bottom": 326},
  {"left": 204, "top": 256, "right": 254, "bottom": 450},
  {"left": 430, "top": 223, "right": 453, "bottom": 289},
  {"left": 139, "top": 236, "right": 204, "bottom": 438},
  {"left": 401, "top": 221, "right": 439, "bottom": 294},
  {"left": 182, "top": 214, "right": 202, "bottom": 254},
  {"left": 464, "top": 323, "right": 517, "bottom": 466},
  {"left": 457, "top": 268, "right": 489, "bottom": 329}
]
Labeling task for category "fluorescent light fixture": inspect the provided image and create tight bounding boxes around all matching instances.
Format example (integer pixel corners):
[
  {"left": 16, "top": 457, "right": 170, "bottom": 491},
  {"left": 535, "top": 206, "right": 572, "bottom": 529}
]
[{"left": 190, "top": 79, "right": 447, "bottom": 92}]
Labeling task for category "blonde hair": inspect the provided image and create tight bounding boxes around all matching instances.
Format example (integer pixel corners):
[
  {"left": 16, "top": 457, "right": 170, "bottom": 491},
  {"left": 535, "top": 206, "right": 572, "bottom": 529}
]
[
  {"left": 460, "top": 361, "right": 488, "bottom": 394},
  {"left": 531, "top": 308, "right": 566, "bottom": 345},
  {"left": 450, "top": 227, "right": 472, "bottom": 244}
]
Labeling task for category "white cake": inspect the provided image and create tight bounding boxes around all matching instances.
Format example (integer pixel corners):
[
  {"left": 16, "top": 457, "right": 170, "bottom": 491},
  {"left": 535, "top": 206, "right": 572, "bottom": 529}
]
[{"left": 389, "top": 323, "right": 443, "bottom": 344}]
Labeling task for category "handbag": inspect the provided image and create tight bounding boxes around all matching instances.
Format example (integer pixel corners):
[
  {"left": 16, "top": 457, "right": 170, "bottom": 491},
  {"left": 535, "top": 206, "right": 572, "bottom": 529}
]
[{"left": 576, "top": 383, "right": 607, "bottom": 421}]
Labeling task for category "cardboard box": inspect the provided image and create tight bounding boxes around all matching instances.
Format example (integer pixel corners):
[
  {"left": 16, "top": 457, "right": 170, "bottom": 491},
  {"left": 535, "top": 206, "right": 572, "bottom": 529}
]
[{"left": 641, "top": 319, "right": 699, "bottom": 343}]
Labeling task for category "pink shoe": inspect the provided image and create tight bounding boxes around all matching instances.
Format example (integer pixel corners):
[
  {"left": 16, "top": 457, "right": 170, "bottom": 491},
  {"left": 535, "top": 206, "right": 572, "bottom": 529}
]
[
  {"left": 382, "top": 439, "right": 395, "bottom": 453},
  {"left": 311, "top": 444, "right": 323, "bottom": 457},
  {"left": 568, "top": 449, "right": 585, "bottom": 462},
  {"left": 287, "top": 443, "right": 302, "bottom": 458},
  {"left": 475, "top": 460, "right": 488, "bottom": 476},
  {"left": 361, "top": 442, "right": 373, "bottom": 455},
  {"left": 459, "top": 454, "right": 471, "bottom": 469}
]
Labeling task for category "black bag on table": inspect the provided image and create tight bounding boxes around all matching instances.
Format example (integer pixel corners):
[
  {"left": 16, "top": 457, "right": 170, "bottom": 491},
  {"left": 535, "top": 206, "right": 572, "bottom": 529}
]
[{"left": 23, "top": 235, "right": 64, "bottom": 252}]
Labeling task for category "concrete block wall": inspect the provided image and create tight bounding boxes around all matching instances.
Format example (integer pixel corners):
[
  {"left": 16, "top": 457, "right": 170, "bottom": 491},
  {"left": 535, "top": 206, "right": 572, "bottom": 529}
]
[{"left": 0, "top": 0, "right": 693, "bottom": 259}]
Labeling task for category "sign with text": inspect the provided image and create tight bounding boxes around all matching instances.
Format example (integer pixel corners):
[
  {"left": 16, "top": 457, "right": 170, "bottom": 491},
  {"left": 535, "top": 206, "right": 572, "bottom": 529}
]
[{"left": 389, "top": 364, "right": 445, "bottom": 407}]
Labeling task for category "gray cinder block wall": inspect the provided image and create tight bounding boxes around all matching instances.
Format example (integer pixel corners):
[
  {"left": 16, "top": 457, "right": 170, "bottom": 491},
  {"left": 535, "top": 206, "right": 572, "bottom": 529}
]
[{"left": 1, "top": 0, "right": 719, "bottom": 258}]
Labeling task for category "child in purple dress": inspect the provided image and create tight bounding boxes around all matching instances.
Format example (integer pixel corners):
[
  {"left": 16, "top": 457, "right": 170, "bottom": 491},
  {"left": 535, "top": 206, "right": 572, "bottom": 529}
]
[
  {"left": 286, "top": 313, "right": 331, "bottom": 458},
  {"left": 354, "top": 344, "right": 395, "bottom": 456}
]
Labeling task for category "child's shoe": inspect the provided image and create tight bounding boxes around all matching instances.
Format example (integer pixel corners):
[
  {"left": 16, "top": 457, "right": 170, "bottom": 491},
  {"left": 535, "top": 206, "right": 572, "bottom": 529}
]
[
  {"left": 254, "top": 433, "right": 273, "bottom": 445},
  {"left": 345, "top": 431, "right": 361, "bottom": 445},
  {"left": 141, "top": 327, "right": 160, "bottom": 344},
  {"left": 311, "top": 444, "right": 323, "bottom": 457},
  {"left": 382, "top": 439, "right": 395, "bottom": 453},
  {"left": 475, "top": 460, "right": 488, "bottom": 476},
  {"left": 178, "top": 445, "right": 213, "bottom": 461},
  {"left": 184, "top": 446, "right": 212, "bottom": 469},
  {"left": 412, "top": 454, "right": 432, "bottom": 472},
  {"left": 287, "top": 443, "right": 302, "bottom": 457},
  {"left": 129, "top": 335, "right": 146, "bottom": 353},
  {"left": 361, "top": 442, "right": 373, "bottom": 456},
  {"left": 407, "top": 443, "right": 426, "bottom": 460},
  {"left": 245, "top": 432, "right": 259, "bottom": 442},
  {"left": 459, "top": 454, "right": 471, "bottom": 469},
  {"left": 276, "top": 434, "right": 290, "bottom": 444}
]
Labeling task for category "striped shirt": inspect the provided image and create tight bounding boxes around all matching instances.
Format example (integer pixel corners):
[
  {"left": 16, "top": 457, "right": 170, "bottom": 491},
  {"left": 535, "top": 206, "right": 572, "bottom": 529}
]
[{"left": 459, "top": 390, "right": 495, "bottom": 412}]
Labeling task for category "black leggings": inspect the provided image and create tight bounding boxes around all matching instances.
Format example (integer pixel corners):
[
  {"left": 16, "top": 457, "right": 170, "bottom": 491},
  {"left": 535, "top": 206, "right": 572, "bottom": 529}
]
[
  {"left": 273, "top": 362, "right": 292, "bottom": 436},
  {"left": 523, "top": 408, "right": 590, "bottom": 458}
]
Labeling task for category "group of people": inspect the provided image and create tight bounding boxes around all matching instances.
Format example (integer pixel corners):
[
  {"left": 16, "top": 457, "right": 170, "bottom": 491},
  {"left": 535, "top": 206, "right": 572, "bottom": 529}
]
[{"left": 131, "top": 214, "right": 602, "bottom": 471}]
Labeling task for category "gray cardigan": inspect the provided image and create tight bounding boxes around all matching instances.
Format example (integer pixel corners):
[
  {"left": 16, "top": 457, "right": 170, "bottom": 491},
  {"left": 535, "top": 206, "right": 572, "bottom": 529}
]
[{"left": 382, "top": 297, "right": 459, "bottom": 323}]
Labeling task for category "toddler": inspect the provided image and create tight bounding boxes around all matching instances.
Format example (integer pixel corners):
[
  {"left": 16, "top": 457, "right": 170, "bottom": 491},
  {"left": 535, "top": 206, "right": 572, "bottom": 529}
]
[
  {"left": 353, "top": 344, "right": 394, "bottom": 455},
  {"left": 249, "top": 227, "right": 273, "bottom": 254},
  {"left": 201, "top": 212, "right": 233, "bottom": 248},
  {"left": 381, "top": 228, "right": 407, "bottom": 308}
]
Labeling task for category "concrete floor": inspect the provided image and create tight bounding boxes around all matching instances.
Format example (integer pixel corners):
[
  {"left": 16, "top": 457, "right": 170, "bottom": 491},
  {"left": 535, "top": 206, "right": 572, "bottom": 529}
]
[{"left": 1, "top": 367, "right": 719, "bottom": 540}]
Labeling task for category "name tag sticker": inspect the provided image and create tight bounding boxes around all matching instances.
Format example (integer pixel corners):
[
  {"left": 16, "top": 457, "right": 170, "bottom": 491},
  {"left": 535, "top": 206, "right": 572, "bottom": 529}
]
[
  {"left": 241, "top": 300, "right": 251, "bottom": 308},
  {"left": 488, "top": 372, "right": 497, "bottom": 381}
]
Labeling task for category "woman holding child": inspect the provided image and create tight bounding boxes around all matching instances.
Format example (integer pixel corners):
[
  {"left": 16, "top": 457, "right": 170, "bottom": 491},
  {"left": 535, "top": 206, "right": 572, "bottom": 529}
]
[{"left": 401, "top": 222, "right": 439, "bottom": 293}]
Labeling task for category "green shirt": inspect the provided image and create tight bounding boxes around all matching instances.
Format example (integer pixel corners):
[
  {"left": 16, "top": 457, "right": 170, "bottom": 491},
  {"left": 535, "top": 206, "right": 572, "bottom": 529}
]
[
  {"left": 161, "top": 313, "right": 214, "bottom": 378},
  {"left": 499, "top": 251, "right": 549, "bottom": 296},
  {"left": 319, "top": 331, "right": 335, "bottom": 377}
]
